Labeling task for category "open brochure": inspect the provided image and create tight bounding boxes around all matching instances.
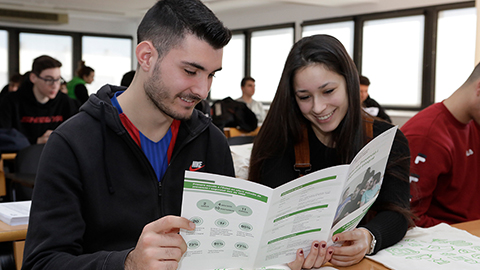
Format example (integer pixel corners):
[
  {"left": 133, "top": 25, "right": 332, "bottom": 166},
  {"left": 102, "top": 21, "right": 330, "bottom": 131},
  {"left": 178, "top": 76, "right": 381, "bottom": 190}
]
[{"left": 179, "top": 126, "right": 398, "bottom": 270}]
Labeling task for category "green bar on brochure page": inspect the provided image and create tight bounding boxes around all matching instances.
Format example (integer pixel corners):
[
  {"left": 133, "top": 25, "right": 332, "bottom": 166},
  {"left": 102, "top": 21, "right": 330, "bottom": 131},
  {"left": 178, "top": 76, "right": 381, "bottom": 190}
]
[
  {"left": 184, "top": 181, "right": 268, "bottom": 203},
  {"left": 281, "top": 176, "right": 337, "bottom": 197},
  {"left": 274, "top": 204, "right": 328, "bottom": 223},
  {"left": 268, "top": 228, "right": 322, "bottom": 244}
]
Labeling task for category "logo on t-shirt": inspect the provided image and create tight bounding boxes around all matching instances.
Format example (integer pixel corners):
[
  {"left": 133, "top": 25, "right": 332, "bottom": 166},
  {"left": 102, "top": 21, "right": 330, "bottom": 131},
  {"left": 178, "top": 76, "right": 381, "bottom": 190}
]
[
  {"left": 189, "top": 161, "right": 205, "bottom": 171},
  {"left": 414, "top": 153, "right": 426, "bottom": 164},
  {"left": 466, "top": 149, "right": 474, "bottom": 157}
]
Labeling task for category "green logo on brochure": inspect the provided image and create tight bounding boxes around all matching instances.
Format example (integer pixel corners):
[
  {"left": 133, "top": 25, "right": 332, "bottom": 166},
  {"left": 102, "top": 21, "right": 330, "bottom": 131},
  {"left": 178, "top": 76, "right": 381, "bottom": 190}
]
[
  {"left": 197, "top": 199, "right": 214, "bottom": 211},
  {"left": 189, "top": 216, "right": 203, "bottom": 226},
  {"left": 215, "top": 218, "right": 229, "bottom": 227},
  {"left": 235, "top": 205, "right": 253, "bottom": 216},
  {"left": 239, "top": 222, "right": 253, "bottom": 232},
  {"left": 234, "top": 242, "right": 249, "bottom": 250},
  {"left": 212, "top": 239, "right": 225, "bottom": 249},
  {"left": 187, "top": 240, "right": 200, "bottom": 249}
]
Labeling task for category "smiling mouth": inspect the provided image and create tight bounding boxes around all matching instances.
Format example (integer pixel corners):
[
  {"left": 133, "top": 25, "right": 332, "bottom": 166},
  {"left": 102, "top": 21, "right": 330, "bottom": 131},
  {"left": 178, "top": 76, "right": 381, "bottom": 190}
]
[
  {"left": 180, "top": 97, "right": 194, "bottom": 103},
  {"left": 316, "top": 110, "right": 334, "bottom": 121}
]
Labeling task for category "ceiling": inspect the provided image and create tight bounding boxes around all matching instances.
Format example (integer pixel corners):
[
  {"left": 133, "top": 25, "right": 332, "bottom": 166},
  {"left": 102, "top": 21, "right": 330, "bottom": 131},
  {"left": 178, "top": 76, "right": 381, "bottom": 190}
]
[{"left": 0, "top": 0, "right": 378, "bottom": 20}]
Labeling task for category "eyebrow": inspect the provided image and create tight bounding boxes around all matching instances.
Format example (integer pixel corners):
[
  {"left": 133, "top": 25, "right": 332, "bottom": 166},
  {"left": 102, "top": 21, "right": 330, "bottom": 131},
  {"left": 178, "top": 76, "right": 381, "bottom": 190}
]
[
  {"left": 43, "top": 75, "right": 61, "bottom": 79},
  {"left": 182, "top": 61, "right": 222, "bottom": 73},
  {"left": 295, "top": 82, "right": 332, "bottom": 93}
]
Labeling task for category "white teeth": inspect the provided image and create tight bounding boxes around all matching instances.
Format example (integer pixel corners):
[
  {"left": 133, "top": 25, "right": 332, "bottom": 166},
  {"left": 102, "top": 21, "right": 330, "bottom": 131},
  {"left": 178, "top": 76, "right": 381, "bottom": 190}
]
[
  {"left": 317, "top": 111, "right": 333, "bottom": 120},
  {"left": 181, "top": 97, "right": 193, "bottom": 103}
]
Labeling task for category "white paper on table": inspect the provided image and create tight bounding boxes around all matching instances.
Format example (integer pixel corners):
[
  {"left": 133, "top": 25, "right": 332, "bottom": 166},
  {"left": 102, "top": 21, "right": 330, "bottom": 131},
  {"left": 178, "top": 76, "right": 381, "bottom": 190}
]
[{"left": 368, "top": 223, "right": 480, "bottom": 270}]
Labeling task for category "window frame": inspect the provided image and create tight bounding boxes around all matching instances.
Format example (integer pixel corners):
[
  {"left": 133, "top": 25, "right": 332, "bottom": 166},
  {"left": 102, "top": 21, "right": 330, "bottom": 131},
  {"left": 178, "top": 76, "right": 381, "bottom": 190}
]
[{"left": 0, "top": 25, "right": 133, "bottom": 86}]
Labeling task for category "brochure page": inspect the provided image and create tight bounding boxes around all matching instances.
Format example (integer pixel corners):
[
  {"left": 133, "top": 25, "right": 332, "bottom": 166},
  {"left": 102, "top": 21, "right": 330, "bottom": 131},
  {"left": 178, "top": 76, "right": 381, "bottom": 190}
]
[{"left": 179, "top": 126, "right": 398, "bottom": 270}]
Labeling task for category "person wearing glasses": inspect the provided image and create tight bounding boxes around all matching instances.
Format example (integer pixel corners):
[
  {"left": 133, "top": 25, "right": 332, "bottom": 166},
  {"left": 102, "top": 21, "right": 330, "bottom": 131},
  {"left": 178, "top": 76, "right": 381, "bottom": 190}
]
[{"left": 0, "top": 55, "right": 79, "bottom": 144}]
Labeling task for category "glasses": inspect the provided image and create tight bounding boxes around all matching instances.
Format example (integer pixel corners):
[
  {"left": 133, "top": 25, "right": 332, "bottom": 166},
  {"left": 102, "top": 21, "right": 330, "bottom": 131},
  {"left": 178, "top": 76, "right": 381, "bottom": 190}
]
[{"left": 36, "top": 75, "right": 64, "bottom": 86}]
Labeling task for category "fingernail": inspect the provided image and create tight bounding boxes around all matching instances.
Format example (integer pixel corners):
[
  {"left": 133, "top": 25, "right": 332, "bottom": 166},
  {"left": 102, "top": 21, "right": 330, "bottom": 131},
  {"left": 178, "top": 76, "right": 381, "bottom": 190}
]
[
  {"left": 334, "top": 237, "right": 339, "bottom": 242},
  {"left": 321, "top": 243, "right": 326, "bottom": 248},
  {"left": 299, "top": 249, "right": 304, "bottom": 255},
  {"left": 189, "top": 222, "right": 196, "bottom": 229},
  {"left": 314, "top": 243, "right": 319, "bottom": 249},
  {"left": 329, "top": 250, "right": 333, "bottom": 255}
]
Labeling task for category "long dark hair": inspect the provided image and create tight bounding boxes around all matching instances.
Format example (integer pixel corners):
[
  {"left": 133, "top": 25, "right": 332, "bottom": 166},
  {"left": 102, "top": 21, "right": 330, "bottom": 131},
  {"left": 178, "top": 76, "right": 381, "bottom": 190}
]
[{"left": 249, "top": 35, "right": 364, "bottom": 182}]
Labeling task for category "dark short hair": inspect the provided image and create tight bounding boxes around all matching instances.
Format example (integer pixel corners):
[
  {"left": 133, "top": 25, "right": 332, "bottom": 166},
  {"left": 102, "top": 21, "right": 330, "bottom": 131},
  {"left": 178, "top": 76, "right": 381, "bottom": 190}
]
[
  {"left": 137, "top": 0, "right": 232, "bottom": 59},
  {"left": 121, "top": 70, "right": 136, "bottom": 87},
  {"left": 32, "top": 55, "right": 62, "bottom": 75},
  {"left": 9, "top": 73, "right": 22, "bottom": 84},
  {"left": 241, "top": 76, "right": 255, "bottom": 87},
  {"left": 359, "top": 75, "right": 370, "bottom": 86}
]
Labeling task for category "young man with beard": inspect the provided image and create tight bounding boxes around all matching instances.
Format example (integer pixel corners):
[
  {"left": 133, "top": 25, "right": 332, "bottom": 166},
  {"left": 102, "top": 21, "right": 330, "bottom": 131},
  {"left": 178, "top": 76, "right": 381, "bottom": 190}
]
[{"left": 22, "top": 1, "right": 234, "bottom": 269}]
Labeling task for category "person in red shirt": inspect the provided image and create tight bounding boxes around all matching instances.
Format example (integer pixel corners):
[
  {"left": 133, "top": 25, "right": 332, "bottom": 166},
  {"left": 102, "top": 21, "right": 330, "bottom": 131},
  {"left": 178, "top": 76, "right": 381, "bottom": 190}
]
[{"left": 401, "top": 63, "right": 480, "bottom": 228}]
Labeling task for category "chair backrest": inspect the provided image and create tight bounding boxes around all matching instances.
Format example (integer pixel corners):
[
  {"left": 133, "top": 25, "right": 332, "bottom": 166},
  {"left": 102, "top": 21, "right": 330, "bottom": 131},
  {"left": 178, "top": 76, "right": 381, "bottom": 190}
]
[
  {"left": 14, "top": 144, "right": 45, "bottom": 174},
  {"left": 227, "top": 136, "right": 256, "bottom": 146}
]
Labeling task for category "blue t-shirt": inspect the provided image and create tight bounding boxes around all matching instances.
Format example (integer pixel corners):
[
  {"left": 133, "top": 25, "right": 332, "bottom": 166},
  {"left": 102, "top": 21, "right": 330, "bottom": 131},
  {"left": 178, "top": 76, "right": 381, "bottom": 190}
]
[{"left": 111, "top": 91, "right": 172, "bottom": 181}]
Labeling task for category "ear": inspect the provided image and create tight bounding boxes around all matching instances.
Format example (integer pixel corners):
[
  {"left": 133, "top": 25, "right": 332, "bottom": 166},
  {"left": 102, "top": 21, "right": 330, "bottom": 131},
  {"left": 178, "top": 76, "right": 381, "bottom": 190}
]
[
  {"left": 135, "top": 41, "right": 157, "bottom": 72},
  {"left": 29, "top": 72, "right": 37, "bottom": 83}
]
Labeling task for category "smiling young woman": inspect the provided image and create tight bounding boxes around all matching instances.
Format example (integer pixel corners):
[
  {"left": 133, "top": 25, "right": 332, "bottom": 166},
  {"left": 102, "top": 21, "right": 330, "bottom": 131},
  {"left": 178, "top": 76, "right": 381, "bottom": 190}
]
[{"left": 248, "top": 34, "right": 414, "bottom": 269}]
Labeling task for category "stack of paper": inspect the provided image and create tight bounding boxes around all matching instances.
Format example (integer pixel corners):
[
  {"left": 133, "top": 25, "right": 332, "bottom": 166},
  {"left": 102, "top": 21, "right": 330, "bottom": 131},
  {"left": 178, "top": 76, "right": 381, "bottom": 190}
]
[{"left": 0, "top": 200, "right": 31, "bottom": 226}]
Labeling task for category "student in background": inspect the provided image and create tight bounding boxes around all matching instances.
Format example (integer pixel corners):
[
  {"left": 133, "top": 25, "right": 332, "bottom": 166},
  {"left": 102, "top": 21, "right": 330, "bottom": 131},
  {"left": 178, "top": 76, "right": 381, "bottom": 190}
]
[
  {"left": 120, "top": 70, "right": 135, "bottom": 87},
  {"left": 22, "top": 0, "right": 233, "bottom": 269},
  {"left": 401, "top": 62, "right": 480, "bottom": 228},
  {"left": 359, "top": 75, "right": 392, "bottom": 123},
  {"left": 249, "top": 34, "right": 413, "bottom": 269},
  {"left": 0, "top": 73, "right": 22, "bottom": 104},
  {"left": 236, "top": 76, "right": 266, "bottom": 123},
  {"left": 66, "top": 61, "right": 95, "bottom": 105},
  {"left": 0, "top": 55, "right": 79, "bottom": 144}
]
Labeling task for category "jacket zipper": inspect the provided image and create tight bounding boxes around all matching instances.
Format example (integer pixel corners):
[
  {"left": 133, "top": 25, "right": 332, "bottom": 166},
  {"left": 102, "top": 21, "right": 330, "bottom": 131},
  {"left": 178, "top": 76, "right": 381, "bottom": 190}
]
[{"left": 158, "top": 181, "right": 162, "bottom": 198}]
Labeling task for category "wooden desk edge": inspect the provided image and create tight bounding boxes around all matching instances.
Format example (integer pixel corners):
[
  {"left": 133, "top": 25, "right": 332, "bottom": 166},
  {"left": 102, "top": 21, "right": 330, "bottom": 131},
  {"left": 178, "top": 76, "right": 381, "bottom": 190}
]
[
  {"left": 0, "top": 223, "right": 28, "bottom": 242},
  {"left": 1, "top": 153, "right": 17, "bottom": 160}
]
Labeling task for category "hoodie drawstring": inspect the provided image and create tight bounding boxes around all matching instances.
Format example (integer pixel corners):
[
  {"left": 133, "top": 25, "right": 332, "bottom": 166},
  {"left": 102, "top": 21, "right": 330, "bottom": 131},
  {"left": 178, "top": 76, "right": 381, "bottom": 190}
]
[{"left": 100, "top": 101, "right": 115, "bottom": 194}]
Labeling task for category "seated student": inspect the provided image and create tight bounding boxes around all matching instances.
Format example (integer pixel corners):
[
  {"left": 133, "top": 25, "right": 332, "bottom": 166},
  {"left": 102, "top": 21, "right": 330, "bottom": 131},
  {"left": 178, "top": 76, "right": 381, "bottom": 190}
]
[
  {"left": 401, "top": 62, "right": 480, "bottom": 228},
  {"left": 0, "top": 73, "right": 22, "bottom": 104},
  {"left": 236, "top": 76, "right": 266, "bottom": 123},
  {"left": 66, "top": 61, "right": 95, "bottom": 105},
  {"left": 249, "top": 34, "right": 413, "bottom": 269},
  {"left": 359, "top": 75, "right": 392, "bottom": 123},
  {"left": 0, "top": 55, "right": 79, "bottom": 145},
  {"left": 22, "top": 1, "right": 234, "bottom": 269}
]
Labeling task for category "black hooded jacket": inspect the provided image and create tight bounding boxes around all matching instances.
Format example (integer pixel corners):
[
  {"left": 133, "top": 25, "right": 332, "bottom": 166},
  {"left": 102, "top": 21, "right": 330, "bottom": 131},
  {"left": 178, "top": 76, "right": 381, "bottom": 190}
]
[
  {"left": 0, "top": 79, "right": 79, "bottom": 144},
  {"left": 22, "top": 84, "right": 235, "bottom": 270}
]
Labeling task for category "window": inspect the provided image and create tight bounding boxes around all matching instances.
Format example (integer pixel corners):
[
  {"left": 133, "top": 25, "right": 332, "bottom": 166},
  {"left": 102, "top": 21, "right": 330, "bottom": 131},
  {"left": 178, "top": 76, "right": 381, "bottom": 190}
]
[
  {"left": 251, "top": 27, "right": 294, "bottom": 102},
  {"left": 0, "top": 30, "right": 7, "bottom": 88},
  {"left": 302, "top": 21, "right": 354, "bottom": 57},
  {"left": 362, "top": 15, "right": 425, "bottom": 107},
  {"left": 435, "top": 7, "right": 476, "bottom": 102},
  {"left": 82, "top": 36, "right": 132, "bottom": 95},
  {"left": 19, "top": 33, "right": 73, "bottom": 80},
  {"left": 210, "top": 33, "right": 245, "bottom": 100}
]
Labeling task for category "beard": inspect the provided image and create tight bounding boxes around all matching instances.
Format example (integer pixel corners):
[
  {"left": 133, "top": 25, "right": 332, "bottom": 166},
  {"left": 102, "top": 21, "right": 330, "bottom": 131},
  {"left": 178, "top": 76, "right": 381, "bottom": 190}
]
[{"left": 143, "top": 63, "right": 201, "bottom": 121}]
